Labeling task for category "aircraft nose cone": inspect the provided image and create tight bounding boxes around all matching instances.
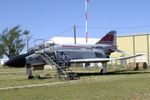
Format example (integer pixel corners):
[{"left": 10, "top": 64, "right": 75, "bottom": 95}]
[{"left": 5, "top": 54, "right": 26, "bottom": 67}]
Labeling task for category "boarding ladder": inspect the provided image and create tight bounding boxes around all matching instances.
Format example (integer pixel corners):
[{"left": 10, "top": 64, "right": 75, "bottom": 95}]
[
  {"left": 33, "top": 39, "right": 77, "bottom": 79},
  {"left": 38, "top": 51, "right": 63, "bottom": 75}
]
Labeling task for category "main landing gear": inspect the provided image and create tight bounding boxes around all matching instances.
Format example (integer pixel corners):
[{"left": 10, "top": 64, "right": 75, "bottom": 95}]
[{"left": 100, "top": 62, "right": 108, "bottom": 75}]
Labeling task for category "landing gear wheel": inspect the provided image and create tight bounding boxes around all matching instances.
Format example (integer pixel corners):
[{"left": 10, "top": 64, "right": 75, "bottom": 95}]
[{"left": 28, "top": 76, "right": 34, "bottom": 79}]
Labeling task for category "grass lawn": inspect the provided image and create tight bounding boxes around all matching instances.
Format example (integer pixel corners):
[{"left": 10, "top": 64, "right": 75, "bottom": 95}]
[{"left": 0, "top": 67, "right": 150, "bottom": 100}]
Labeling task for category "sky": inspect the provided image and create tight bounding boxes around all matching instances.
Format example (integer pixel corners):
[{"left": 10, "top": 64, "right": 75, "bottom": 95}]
[{"left": 1, "top": 0, "right": 150, "bottom": 44}]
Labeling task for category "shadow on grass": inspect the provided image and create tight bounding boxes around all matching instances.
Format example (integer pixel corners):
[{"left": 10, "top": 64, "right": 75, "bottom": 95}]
[{"left": 76, "top": 70, "right": 150, "bottom": 77}]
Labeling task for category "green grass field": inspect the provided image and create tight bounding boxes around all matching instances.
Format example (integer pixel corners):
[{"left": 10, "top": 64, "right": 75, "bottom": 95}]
[{"left": 0, "top": 67, "right": 150, "bottom": 100}]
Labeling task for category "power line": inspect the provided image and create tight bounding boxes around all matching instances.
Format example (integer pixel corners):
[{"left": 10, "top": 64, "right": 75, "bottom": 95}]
[
  {"left": 53, "top": 26, "right": 73, "bottom": 37},
  {"left": 76, "top": 25, "right": 150, "bottom": 30}
]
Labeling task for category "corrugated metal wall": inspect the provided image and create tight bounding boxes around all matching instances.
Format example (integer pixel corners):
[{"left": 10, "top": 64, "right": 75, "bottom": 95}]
[{"left": 111, "top": 34, "right": 150, "bottom": 66}]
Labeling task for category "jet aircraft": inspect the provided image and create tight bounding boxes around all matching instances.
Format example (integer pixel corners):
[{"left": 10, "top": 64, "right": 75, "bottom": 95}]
[{"left": 5, "top": 31, "right": 142, "bottom": 79}]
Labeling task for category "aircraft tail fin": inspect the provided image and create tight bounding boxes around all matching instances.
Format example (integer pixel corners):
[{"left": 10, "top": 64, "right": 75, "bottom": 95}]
[{"left": 96, "top": 31, "right": 117, "bottom": 46}]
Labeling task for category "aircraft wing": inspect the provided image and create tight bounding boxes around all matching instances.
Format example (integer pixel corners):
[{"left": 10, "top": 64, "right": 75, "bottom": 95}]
[{"left": 70, "top": 54, "right": 143, "bottom": 63}]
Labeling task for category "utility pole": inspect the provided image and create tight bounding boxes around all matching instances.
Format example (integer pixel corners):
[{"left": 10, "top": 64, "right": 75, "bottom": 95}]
[{"left": 74, "top": 25, "right": 77, "bottom": 44}]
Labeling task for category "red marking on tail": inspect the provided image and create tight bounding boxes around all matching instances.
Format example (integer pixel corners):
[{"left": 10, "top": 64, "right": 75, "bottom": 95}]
[
  {"left": 100, "top": 34, "right": 114, "bottom": 41},
  {"left": 96, "top": 31, "right": 116, "bottom": 44}
]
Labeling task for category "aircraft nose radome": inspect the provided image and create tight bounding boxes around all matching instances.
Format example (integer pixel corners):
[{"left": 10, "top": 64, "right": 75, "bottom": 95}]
[{"left": 5, "top": 54, "right": 26, "bottom": 67}]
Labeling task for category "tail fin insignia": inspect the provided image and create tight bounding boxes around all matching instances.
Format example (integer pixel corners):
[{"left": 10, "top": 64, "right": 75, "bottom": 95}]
[{"left": 96, "top": 31, "right": 117, "bottom": 46}]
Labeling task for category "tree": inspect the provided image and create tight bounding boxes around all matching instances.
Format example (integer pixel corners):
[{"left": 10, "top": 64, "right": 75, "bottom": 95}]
[
  {"left": 0, "top": 44, "right": 5, "bottom": 58},
  {"left": 0, "top": 25, "right": 29, "bottom": 59}
]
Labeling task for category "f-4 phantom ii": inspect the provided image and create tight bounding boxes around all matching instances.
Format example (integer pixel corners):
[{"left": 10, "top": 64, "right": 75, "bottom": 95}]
[{"left": 5, "top": 31, "right": 143, "bottom": 79}]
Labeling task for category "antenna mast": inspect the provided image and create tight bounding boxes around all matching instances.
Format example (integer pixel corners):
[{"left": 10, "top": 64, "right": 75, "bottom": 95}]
[{"left": 85, "top": 0, "right": 89, "bottom": 43}]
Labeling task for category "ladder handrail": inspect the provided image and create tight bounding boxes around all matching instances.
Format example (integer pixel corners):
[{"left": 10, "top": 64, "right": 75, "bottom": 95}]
[{"left": 33, "top": 39, "right": 55, "bottom": 52}]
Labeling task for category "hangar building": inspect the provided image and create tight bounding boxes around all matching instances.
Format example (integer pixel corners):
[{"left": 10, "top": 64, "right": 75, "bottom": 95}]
[{"left": 112, "top": 33, "right": 150, "bottom": 66}]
